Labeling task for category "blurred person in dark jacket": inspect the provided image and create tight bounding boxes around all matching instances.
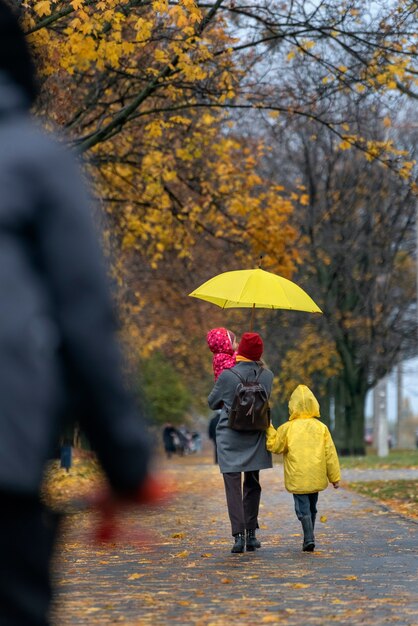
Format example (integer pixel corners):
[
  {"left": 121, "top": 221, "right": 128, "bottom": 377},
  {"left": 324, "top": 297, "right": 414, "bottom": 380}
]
[
  {"left": 162, "top": 423, "right": 178, "bottom": 458},
  {"left": 0, "top": 2, "right": 152, "bottom": 624}
]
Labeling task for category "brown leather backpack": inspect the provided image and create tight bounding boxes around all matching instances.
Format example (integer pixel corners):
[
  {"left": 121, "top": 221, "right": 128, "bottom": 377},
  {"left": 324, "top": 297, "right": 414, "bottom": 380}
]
[{"left": 227, "top": 368, "right": 270, "bottom": 431}]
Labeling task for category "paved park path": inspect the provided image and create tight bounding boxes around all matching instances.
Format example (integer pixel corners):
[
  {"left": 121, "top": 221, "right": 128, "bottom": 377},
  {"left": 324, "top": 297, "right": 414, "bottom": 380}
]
[{"left": 52, "top": 453, "right": 418, "bottom": 625}]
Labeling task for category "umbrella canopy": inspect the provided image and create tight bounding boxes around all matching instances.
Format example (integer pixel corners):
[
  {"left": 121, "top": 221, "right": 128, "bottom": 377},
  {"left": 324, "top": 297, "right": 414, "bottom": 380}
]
[{"left": 189, "top": 268, "right": 322, "bottom": 313}]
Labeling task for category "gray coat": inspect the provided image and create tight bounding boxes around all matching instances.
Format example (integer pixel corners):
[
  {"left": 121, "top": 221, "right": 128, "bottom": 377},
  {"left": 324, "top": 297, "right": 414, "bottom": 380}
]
[
  {"left": 0, "top": 73, "right": 150, "bottom": 495},
  {"left": 208, "top": 361, "right": 273, "bottom": 473}
]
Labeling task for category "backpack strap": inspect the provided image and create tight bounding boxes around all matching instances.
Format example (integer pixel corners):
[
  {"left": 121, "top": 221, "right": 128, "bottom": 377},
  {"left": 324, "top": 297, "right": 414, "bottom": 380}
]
[
  {"left": 230, "top": 366, "right": 264, "bottom": 384},
  {"left": 230, "top": 369, "right": 245, "bottom": 384}
]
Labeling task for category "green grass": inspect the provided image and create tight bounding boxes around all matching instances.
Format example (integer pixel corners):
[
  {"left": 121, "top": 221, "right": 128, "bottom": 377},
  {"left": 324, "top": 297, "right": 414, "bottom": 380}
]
[{"left": 339, "top": 449, "right": 418, "bottom": 470}]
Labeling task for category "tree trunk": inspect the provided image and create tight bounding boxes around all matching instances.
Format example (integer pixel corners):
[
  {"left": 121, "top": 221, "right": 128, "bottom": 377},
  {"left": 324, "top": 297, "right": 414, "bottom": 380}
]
[
  {"left": 345, "top": 390, "right": 367, "bottom": 455},
  {"left": 333, "top": 377, "right": 347, "bottom": 453},
  {"left": 333, "top": 373, "right": 367, "bottom": 455},
  {"left": 318, "top": 386, "right": 331, "bottom": 428},
  {"left": 271, "top": 400, "right": 288, "bottom": 428}
]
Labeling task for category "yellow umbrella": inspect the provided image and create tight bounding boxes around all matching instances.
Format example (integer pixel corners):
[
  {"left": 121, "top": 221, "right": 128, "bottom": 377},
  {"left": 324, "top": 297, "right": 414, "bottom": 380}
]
[{"left": 189, "top": 268, "right": 322, "bottom": 330}]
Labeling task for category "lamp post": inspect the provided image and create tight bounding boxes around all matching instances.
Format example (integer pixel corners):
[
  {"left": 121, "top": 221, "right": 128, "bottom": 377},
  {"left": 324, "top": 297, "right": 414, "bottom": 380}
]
[
  {"left": 396, "top": 363, "right": 402, "bottom": 449},
  {"left": 376, "top": 377, "right": 389, "bottom": 457}
]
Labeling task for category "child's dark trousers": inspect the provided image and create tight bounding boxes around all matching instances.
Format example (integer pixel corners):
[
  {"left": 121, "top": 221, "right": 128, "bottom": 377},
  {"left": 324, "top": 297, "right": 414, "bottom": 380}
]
[{"left": 293, "top": 493, "right": 319, "bottom": 525}]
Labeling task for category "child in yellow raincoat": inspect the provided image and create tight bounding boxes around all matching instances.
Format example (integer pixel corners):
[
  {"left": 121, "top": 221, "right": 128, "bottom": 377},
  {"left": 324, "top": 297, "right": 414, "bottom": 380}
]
[{"left": 266, "top": 385, "right": 340, "bottom": 552}]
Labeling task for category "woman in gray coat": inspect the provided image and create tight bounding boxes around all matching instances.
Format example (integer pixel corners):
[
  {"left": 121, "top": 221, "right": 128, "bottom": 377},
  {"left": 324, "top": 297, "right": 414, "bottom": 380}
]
[{"left": 208, "top": 332, "right": 273, "bottom": 553}]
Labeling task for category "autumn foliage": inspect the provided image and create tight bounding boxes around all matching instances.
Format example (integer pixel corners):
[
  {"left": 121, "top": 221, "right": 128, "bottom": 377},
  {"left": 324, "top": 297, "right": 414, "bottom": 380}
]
[{"left": 15, "top": 0, "right": 418, "bottom": 449}]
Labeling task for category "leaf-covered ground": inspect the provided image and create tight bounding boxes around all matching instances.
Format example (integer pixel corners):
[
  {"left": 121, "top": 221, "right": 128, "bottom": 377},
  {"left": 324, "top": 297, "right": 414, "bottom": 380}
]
[
  {"left": 347, "top": 480, "right": 418, "bottom": 520},
  {"left": 43, "top": 453, "right": 105, "bottom": 512},
  {"left": 49, "top": 450, "right": 418, "bottom": 625}
]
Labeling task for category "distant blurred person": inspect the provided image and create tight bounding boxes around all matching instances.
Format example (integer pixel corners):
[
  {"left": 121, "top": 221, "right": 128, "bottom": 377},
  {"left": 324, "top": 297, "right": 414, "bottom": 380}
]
[
  {"left": 162, "top": 423, "right": 177, "bottom": 459},
  {"left": 0, "top": 2, "right": 152, "bottom": 624},
  {"left": 191, "top": 431, "right": 202, "bottom": 453}
]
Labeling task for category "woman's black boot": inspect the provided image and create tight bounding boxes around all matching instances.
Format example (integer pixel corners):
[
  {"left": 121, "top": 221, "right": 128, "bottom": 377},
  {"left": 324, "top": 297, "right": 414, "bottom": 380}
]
[
  {"left": 246, "top": 529, "right": 261, "bottom": 551},
  {"left": 231, "top": 532, "right": 245, "bottom": 553}
]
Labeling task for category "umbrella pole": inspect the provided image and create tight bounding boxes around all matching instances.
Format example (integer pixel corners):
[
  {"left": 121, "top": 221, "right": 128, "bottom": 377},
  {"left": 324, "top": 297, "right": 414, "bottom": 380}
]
[{"left": 250, "top": 304, "right": 255, "bottom": 331}]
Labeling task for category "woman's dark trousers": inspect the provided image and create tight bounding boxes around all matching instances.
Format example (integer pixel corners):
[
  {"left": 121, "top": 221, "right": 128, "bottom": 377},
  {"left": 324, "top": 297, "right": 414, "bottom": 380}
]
[{"left": 223, "top": 471, "right": 261, "bottom": 535}]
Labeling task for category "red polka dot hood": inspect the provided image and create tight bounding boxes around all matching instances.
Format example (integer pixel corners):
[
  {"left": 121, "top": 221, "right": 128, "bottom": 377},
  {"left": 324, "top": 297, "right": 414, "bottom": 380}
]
[{"left": 206, "top": 327, "right": 237, "bottom": 380}]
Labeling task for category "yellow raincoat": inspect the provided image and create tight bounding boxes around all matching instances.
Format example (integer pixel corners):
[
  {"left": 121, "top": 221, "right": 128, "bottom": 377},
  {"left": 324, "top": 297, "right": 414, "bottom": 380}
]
[{"left": 266, "top": 385, "right": 340, "bottom": 494}]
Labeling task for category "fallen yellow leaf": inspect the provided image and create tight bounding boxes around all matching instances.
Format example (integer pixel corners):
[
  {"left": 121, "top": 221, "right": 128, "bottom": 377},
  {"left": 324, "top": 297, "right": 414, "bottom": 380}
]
[
  {"left": 320, "top": 515, "right": 327, "bottom": 523},
  {"left": 127, "top": 573, "right": 145, "bottom": 580},
  {"left": 172, "top": 550, "right": 189, "bottom": 558}
]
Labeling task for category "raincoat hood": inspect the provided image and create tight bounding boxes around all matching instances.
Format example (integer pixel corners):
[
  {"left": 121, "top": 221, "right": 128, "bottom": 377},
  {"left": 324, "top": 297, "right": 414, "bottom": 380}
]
[
  {"left": 288, "top": 385, "right": 320, "bottom": 421},
  {"left": 206, "top": 327, "right": 235, "bottom": 356}
]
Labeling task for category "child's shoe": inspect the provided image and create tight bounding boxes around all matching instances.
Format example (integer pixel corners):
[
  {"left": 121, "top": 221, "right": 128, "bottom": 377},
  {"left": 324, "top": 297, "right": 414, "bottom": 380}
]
[{"left": 301, "top": 516, "right": 315, "bottom": 552}]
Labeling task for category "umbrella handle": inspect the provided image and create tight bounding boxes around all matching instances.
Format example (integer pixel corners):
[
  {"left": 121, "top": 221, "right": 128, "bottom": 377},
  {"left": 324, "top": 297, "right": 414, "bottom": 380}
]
[{"left": 250, "top": 304, "right": 255, "bottom": 331}]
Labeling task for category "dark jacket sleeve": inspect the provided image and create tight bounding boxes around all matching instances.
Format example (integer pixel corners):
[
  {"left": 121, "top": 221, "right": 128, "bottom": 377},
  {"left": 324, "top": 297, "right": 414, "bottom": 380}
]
[{"left": 34, "top": 142, "right": 151, "bottom": 493}]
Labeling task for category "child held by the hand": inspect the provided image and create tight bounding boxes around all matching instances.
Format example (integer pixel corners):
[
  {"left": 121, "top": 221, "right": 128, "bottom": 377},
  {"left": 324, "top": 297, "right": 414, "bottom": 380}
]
[{"left": 266, "top": 385, "right": 340, "bottom": 552}]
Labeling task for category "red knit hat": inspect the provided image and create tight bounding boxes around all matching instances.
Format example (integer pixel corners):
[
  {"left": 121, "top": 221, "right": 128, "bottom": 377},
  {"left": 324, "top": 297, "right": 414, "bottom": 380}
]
[{"left": 237, "top": 332, "right": 264, "bottom": 361}]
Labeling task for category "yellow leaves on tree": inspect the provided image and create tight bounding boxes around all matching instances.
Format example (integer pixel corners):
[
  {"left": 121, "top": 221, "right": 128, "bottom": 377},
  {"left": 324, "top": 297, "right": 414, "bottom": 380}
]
[
  {"left": 33, "top": 1, "right": 51, "bottom": 17},
  {"left": 274, "top": 326, "right": 341, "bottom": 403},
  {"left": 91, "top": 105, "right": 299, "bottom": 276},
  {"left": 27, "top": 0, "right": 217, "bottom": 87},
  {"left": 337, "top": 134, "right": 416, "bottom": 180}
]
